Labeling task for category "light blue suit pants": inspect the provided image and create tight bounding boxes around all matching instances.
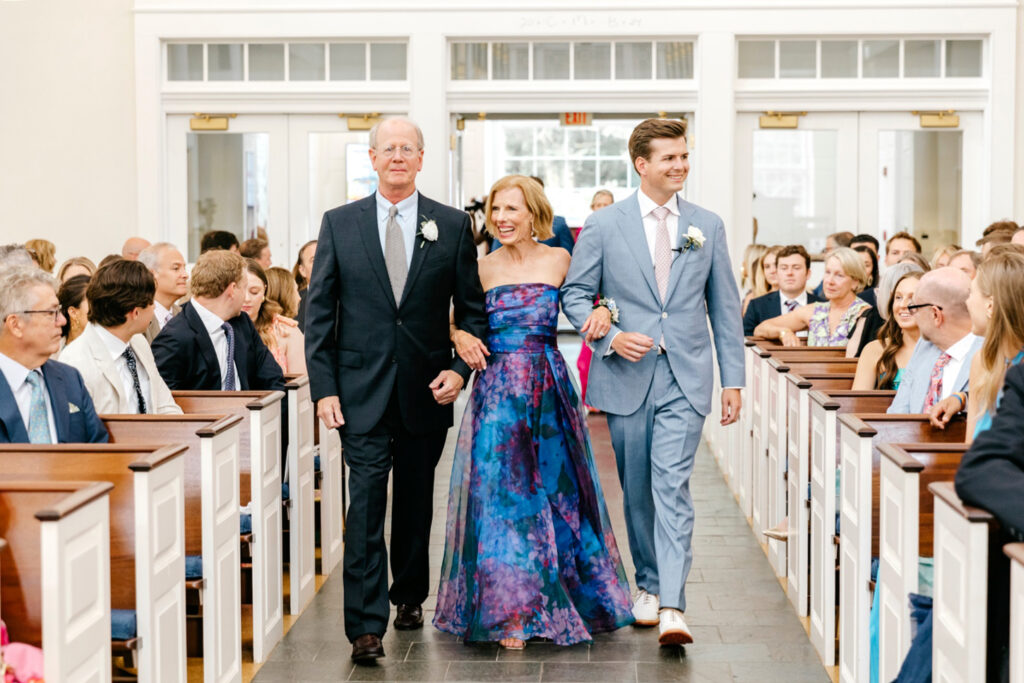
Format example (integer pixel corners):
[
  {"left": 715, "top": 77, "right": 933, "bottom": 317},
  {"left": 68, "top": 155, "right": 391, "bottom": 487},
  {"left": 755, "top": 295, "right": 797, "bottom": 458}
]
[{"left": 606, "top": 354, "right": 705, "bottom": 612}]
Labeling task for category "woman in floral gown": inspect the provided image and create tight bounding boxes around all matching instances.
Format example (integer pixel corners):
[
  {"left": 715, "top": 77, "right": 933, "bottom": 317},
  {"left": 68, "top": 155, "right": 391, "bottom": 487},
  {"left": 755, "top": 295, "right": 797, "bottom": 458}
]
[{"left": 435, "top": 175, "right": 634, "bottom": 649}]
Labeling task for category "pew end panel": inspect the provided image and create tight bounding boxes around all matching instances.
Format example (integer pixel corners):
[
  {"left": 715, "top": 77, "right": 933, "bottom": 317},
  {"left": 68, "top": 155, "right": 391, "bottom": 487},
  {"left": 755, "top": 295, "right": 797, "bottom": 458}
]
[
  {"left": 1005, "top": 543, "right": 1024, "bottom": 683},
  {"left": 766, "top": 358, "right": 788, "bottom": 578},
  {"left": 317, "top": 417, "right": 344, "bottom": 577},
  {"left": 284, "top": 376, "right": 316, "bottom": 616}
]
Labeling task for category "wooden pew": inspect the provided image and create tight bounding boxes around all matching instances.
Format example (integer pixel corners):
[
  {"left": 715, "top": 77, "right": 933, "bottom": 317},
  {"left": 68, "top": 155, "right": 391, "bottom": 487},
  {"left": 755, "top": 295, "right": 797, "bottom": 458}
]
[
  {"left": 102, "top": 413, "right": 246, "bottom": 680},
  {"left": 930, "top": 481, "right": 1000, "bottom": 682},
  {"left": 807, "top": 389, "right": 895, "bottom": 667},
  {"left": 0, "top": 480, "right": 113, "bottom": 682},
  {"left": 836, "top": 416, "right": 967, "bottom": 683},
  {"left": 281, "top": 376, "right": 316, "bottom": 613},
  {"left": 1, "top": 443, "right": 188, "bottom": 683},
  {"left": 1005, "top": 543, "right": 1024, "bottom": 683},
  {"left": 877, "top": 443, "right": 970, "bottom": 682},
  {"left": 784, "top": 371, "right": 856, "bottom": 616}
]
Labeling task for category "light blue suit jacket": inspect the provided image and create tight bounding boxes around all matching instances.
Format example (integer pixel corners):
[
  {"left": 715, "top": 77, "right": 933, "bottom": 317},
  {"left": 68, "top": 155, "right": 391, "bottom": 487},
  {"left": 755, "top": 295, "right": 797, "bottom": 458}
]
[
  {"left": 887, "top": 335, "right": 983, "bottom": 414},
  {"left": 561, "top": 191, "right": 745, "bottom": 417}
]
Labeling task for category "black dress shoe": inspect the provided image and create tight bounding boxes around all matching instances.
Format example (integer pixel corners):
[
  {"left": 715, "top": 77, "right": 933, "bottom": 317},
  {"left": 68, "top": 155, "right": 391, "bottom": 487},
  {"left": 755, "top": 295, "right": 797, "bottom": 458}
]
[
  {"left": 351, "top": 634, "right": 384, "bottom": 664},
  {"left": 394, "top": 603, "right": 424, "bottom": 630}
]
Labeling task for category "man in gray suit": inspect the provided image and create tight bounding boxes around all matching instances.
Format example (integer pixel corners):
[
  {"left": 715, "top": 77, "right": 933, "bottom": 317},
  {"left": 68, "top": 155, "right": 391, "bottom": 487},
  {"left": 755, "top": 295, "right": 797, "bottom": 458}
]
[
  {"left": 562, "top": 118, "right": 744, "bottom": 646},
  {"left": 888, "top": 267, "right": 982, "bottom": 414}
]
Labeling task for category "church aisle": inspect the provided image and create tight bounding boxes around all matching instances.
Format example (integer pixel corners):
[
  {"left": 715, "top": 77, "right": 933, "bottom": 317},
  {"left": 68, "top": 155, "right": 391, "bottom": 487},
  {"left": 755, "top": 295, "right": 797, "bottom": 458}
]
[{"left": 252, "top": 407, "right": 828, "bottom": 682}]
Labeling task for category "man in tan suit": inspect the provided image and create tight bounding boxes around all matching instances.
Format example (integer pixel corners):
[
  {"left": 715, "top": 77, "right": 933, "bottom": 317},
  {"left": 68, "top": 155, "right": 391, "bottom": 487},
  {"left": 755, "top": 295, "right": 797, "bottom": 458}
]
[
  {"left": 138, "top": 242, "right": 188, "bottom": 344},
  {"left": 60, "top": 259, "right": 181, "bottom": 415}
]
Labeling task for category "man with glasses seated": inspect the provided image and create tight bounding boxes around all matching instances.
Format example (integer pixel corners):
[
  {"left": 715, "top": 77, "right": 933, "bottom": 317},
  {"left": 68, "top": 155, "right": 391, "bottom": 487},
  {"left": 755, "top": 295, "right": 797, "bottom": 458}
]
[
  {"left": 0, "top": 267, "right": 108, "bottom": 443},
  {"left": 888, "top": 267, "right": 982, "bottom": 414}
]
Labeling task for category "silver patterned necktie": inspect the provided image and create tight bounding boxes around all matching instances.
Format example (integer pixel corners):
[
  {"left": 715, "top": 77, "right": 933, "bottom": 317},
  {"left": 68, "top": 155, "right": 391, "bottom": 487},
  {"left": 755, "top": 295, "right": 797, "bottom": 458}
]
[
  {"left": 24, "top": 370, "right": 51, "bottom": 444},
  {"left": 384, "top": 204, "right": 408, "bottom": 303}
]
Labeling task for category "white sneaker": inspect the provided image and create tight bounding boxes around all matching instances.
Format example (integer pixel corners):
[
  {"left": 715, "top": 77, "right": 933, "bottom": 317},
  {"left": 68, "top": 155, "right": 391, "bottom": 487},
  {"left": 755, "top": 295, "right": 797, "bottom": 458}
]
[
  {"left": 632, "top": 589, "right": 660, "bottom": 626},
  {"left": 658, "top": 608, "right": 693, "bottom": 645}
]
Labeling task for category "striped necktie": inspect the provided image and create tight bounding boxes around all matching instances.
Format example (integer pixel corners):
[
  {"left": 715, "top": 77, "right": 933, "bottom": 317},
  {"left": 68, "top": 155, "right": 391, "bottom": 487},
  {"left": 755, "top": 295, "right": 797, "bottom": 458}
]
[
  {"left": 221, "top": 322, "right": 237, "bottom": 391},
  {"left": 785, "top": 299, "right": 798, "bottom": 312}
]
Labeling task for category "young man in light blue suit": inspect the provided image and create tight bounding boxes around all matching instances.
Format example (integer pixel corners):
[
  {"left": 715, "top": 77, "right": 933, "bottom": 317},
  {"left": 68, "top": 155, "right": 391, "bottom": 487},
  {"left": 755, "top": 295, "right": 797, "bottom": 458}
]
[{"left": 562, "top": 119, "right": 744, "bottom": 645}]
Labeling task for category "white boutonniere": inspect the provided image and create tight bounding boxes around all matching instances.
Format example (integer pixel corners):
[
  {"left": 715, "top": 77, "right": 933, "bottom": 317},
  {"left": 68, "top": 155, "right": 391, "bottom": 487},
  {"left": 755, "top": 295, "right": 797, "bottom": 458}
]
[
  {"left": 69, "top": 403, "right": 80, "bottom": 414},
  {"left": 418, "top": 218, "right": 438, "bottom": 247},
  {"left": 681, "top": 225, "right": 706, "bottom": 252},
  {"left": 594, "top": 297, "right": 620, "bottom": 324}
]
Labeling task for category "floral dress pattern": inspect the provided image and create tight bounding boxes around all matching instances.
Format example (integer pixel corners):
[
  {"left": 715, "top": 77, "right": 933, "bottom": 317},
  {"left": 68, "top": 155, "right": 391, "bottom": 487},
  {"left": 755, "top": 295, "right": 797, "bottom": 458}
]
[
  {"left": 806, "top": 299, "right": 871, "bottom": 347},
  {"left": 433, "top": 283, "right": 634, "bottom": 645}
]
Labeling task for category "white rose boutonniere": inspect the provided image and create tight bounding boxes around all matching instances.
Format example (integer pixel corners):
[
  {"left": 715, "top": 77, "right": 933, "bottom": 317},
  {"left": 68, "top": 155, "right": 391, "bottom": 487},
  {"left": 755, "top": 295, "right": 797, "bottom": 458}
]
[
  {"left": 418, "top": 218, "right": 439, "bottom": 247},
  {"left": 681, "top": 225, "right": 706, "bottom": 252}
]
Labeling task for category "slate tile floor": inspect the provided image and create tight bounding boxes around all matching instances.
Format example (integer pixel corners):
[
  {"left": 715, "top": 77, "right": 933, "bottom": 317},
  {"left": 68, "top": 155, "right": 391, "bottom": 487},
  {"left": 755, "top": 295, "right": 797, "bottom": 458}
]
[{"left": 254, "top": 350, "right": 829, "bottom": 682}]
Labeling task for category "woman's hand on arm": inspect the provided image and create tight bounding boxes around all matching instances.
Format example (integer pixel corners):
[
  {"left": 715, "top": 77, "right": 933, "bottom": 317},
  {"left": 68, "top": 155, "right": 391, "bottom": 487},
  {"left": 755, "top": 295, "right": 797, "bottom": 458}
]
[
  {"left": 581, "top": 305, "right": 612, "bottom": 343},
  {"left": 452, "top": 329, "right": 490, "bottom": 371}
]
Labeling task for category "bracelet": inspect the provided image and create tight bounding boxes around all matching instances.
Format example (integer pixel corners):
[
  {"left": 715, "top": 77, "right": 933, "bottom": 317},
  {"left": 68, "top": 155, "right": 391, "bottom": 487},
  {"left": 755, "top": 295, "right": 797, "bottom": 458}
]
[{"left": 953, "top": 392, "right": 967, "bottom": 410}]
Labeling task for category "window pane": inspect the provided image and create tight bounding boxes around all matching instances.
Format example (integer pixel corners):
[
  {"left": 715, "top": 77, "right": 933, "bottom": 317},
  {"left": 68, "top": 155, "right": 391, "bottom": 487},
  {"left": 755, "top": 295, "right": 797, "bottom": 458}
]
[
  {"left": 862, "top": 40, "right": 899, "bottom": 78},
  {"left": 656, "top": 41, "right": 693, "bottom": 79},
  {"left": 451, "top": 43, "right": 487, "bottom": 80},
  {"left": 574, "top": 42, "right": 611, "bottom": 80},
  {"left": 599, "top": 159, "right": 628, "bottom": 187},
  {"left": 370, "top": 43, "right": 407, "bottom": 80},
  {"left": 535, "top": 126, "right": 564, "bottom": 156},
  {"left": 615, "top": 42, "right": 652, "bottom": 79},
  {"left": 567, "top": 128, "right": 597, "bottom": 157},
  {"left": 738, "top": 41, "right": 775, "bottom": 78},
  {"left": 330, "top": 43, "right": 366, "bottom": 80},
  {"left": 493, "top": 42, "right": 528, "bottom": 79},
  {"left": 946, "top": 39, "right": 982, "bottom": 77},
  {"left": 289, "top": 43, "right": 325, "bottom": 81},
  {"left": 536, "top": 159, "right": 567, "bottom": 188},
  {"left": 821, "top": 40, "right": 857, "bottom": 77},
  {"left": 779, "top": 41, "right": 816, "bottom": 78},
  {"left": 208, "top": 44, "right": 243, "bottom": 81},
  {"left": 503, "top": 127, "right": 533, "bottom": 157},
  {"left": 903, "top": 40, "right": 939, "bottom": 77},
  {"left": 534, "top": 43, "right": 570, "bottom": 80},
  {"left": 248, "top": 44, "right": 284, "bottom": 81},
  {"left": 505, "top": 159, "right": 532, "bottom": 176},
  {"left": 168, "top": 44, "right": 203, "bottom": 81},
  {"left": 571, "top": 160, "right": 597, "bottom": 187},
  {"left": 598, "top": 125, "right": 630, "bottom": 156}
]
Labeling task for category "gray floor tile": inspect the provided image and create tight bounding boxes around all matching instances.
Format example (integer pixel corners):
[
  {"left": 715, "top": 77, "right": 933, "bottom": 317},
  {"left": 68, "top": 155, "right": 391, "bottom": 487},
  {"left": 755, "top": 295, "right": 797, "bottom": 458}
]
[
  {"left": 348, "top": 661, "right": 450, "bottom": 681},
  {"left": 540, "top": 662, "right": 635, "bottom": 682},
  {"left": 445, "top": 661, "right": 541, "bottom": 681},
  {"left": 635, "top": 660, "right": 733, "bottom": 682}
]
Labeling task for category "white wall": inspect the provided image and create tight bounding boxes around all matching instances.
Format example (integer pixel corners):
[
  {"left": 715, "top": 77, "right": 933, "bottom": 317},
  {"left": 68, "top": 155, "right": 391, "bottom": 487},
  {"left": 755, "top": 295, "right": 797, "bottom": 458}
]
[{"left": 0, "top": 0, "right": 138, "bottom": 266}]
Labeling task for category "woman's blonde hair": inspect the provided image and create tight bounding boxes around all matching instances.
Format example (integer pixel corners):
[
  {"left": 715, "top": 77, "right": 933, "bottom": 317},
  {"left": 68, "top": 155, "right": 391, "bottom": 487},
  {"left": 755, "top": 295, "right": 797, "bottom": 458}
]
[
  {"left": 266, "top": 266, "right": 299, "bottom": 318},
  {"left": 973, "top": 251, "right": 1024, "bottom": 417},
  {"left": 826, "top": 247, "right": 869, "bottom": 293},
  {"left": 25, "top": 239, "right": 56, "bottom": 273},
  {"left": 742, "top": 244, "right": 769, "bottom": 293},
  {"left": 243, "top": 259, "right": 281, "bottom": 348},
  {"left": 930, "top": 243, "right": 961, "bottom": 268},
  {"left": 57, "top": 256, "right": 96, "bottom": 282},
  {"left": 484, "top": 175, "right": 554, "bottom": 241},
  {"left": 752, "top": 245, "right": 782, "bottom": 298}
]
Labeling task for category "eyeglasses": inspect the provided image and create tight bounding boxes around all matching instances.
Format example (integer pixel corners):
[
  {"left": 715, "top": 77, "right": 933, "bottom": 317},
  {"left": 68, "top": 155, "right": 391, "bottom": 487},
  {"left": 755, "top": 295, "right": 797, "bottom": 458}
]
[
  {"left": 906, "top": 303, "right": 943, "bottom": 313},
  {"left": 378, "top": 145, "right": 421, "bottom": 159},
  {"left": 16, "top": 308, "right": 65, "bottom": 323}
]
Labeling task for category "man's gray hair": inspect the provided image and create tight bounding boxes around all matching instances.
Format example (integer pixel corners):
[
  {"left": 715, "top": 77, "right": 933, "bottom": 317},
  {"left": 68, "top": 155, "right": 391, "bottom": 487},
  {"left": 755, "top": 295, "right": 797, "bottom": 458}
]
[
  {"left": 0, "top": 266, "right": 59, "bottom": 326},
  {"left": 0, "top": 244, "right": 35, "bottom": 273},
  {"left": 368, "top": 116, "right": 424, "bottom": 151},
  {"left": 138, "top": 242, "right": 179, "bottom": 271},
  {"left": 877, "top": 262, "right": 925, "bottom": 321}
]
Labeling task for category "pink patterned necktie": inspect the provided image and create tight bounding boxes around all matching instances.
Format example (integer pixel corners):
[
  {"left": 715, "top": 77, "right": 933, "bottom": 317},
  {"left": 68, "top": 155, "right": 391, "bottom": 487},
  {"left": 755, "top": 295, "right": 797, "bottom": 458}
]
[
  {"left": 922, "top": 352, "right": 952, "bottom": 411},
  {"left": 652, "top": 206, "right": 672, "bottom": 302}
]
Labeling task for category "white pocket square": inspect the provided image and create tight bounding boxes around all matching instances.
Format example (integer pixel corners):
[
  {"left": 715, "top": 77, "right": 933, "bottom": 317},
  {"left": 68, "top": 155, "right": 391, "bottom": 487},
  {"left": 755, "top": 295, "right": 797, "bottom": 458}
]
[{"left": 69, "top": 403, "right": 80, "bottom": 414}]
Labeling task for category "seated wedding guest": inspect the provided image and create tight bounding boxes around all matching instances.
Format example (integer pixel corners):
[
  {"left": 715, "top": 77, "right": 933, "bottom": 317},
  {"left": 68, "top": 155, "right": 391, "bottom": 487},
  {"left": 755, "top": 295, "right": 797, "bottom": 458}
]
[
  {"left": 977, "top": 228, "right": 1015, "bottom": 256},
  {"left": 0, "top": 245, "right": 35, "bottom": 272},
  {"left": 825, "top": 231, "right": 854, "bottom": 253},
  {"left": 57, "top": 256, "right": 96, "bottom": 283},
  {"left": 199, "top": 230, "right": 240, "bottom": 254},
  {"left": 24, "top": 239, "right": 56, "bottom": 273},
  {"left": 59, "top": 260, "right": 182, "bottom": 415},
  {"left": 812, "top": 233, "right": 879, "bottom": 299},
  {"left": 240, "top": 237, "right": 272, "bottom": 269},
  {"left": 57, "top": 274, "right": 90, "bottom": 350},
  {"left": 887, "top": 267, "right": 982, "bottom": 414},
  {"left": 899, "top": 250, "right": 932, "bottom": 272},
  {"left": 97, "top": 254, "right": 123, "bottom": 269},
  {"left": 885, "top": 231, "right": 922, "bottom": 267},
  {"left": 743, "top": 245, "right": 780, "bottom": 314},
  {"left": 241, "top": 260, "right": 306, "bottom": 374},
  {"left": 948, "top": 249, "right": 982, "bottom": 279},
  {"left": 489, "top": 176, "right": 576, "bottom": 255},
  {"left": 848, "top": 260, "right": 928, "bottom": 357},
  {"left": 0, "top": 267, "right": 107, "bottom": 443},
  {"left": 930, "top": 244, "right": 960, "bottom": 268},
  {"left": 852, "top": 264, "right": 923, "bottom": 390},
  {"left": 292, "top": 239, "right": 316, "bottom": 331},
  {"left": 121, "top": 237, "right": 151, "bottom": 261},
  {"left": 138, "top": 242, "right": 188, "bottom": 343},
  {"left": 743, "top": 245, "right": 821, "bottom": 336},
  {"left": 151, "top": 249, "right": 285, "bottom": 393},
  {"left": 853, "top": 244, "right": 879, "bottom": 307},
  {"left": 740, "top": 243, "right": 769, "bottom": 307},
  {"left": 753, "top": 247, "right": 871, "bottom": 347}
]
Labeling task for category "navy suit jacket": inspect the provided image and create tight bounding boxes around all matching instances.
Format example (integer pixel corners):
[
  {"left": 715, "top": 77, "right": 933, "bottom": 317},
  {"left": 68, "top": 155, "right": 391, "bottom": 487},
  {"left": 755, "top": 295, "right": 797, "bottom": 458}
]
[
  {"left": 490, "top": 215, "right": 575, "bottom": 254},
  {"left": 743, "top": 290, "right": 824, "bottom": 336},
  {"left": 0, "top": 359, "right": 108, "bottom": 443},
  {"left": 151, "top": 302, "right": 286, "bottom": 393}
]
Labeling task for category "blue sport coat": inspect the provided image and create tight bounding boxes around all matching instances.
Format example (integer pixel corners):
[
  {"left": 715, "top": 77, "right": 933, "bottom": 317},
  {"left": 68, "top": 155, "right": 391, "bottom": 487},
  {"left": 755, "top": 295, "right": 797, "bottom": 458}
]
[{"left": 0, "top": 359, "right": 108, "bottom": 443}]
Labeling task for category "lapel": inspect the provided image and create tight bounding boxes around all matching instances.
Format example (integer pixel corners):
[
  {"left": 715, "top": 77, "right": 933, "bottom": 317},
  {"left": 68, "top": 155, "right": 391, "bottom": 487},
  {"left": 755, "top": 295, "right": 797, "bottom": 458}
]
[
  {"left": 617, "top": 193, "right": 661, "bottom": 304},
  {"left": 356, "top": 195, "right": 399, "bottom": 311},
  {"left": 85, "top": 326, "right": 127, "bottom": 404},
  {"left": 41, "top": 361, "right": 70, "bottom": 442},
  {"left": 0, "top": 372, "right": 28, "bottom": 443},
  {"left": 184, "top": 304, "right": 222, "bottom": 388},
  {"left": 665, "top": 196, "right": 700, "bottom": 299},
  {"left": 398, "top": 193, "right": 434, "bottom": 308}
]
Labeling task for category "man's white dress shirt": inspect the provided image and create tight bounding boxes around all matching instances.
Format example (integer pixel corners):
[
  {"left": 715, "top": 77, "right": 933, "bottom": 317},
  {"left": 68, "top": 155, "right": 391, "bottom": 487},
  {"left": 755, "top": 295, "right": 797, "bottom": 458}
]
[
  {"left": 0, "top": 351, "right": 57, "bottom": 442},
  {"left": 191, "top": 299, "right": 239, "bottom": 388}
]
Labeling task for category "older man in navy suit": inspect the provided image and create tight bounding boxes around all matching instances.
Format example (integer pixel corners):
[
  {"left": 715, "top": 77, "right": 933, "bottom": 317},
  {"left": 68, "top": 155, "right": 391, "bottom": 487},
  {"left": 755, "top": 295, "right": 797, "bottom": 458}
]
[{"left": 0, "top": 267, "right": 107, "bottom": 444}]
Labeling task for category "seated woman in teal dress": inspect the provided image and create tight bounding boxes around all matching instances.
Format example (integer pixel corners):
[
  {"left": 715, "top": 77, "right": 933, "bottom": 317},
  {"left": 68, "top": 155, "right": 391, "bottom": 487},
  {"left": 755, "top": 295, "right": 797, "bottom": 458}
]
[
  {"left": 852, "top": 264, "right": 924, "bottom": 390},
  {"left": 753, "top": 247, "right": 871, "bottom": 348},
  {"left": 437, "top": 175, "right": 634, "bottom": 650}
]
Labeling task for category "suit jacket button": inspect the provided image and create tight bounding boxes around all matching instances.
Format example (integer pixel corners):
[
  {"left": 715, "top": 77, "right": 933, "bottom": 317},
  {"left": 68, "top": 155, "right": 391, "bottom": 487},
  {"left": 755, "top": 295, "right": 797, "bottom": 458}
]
[
  {"left": 396, "top": 319, "right": 402, "bottom": 326},
  {"left": 662, "top": 312, "right": 668, "bottom": 319},
  {"left": 391, "top": 357, "right": 397, "bottom": 364}
]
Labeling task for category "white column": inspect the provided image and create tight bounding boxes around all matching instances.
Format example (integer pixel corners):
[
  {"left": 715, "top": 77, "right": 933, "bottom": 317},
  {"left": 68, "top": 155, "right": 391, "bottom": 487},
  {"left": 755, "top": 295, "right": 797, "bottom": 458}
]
[
  {"left": 695, "top": 32, "right": 740, "bottom": 270},
  {"left": 988, "top": 18, "right": 1018, "bottom": 222},
  {"left": 407, "top": 31, "right": 449, "bottom": 202}
]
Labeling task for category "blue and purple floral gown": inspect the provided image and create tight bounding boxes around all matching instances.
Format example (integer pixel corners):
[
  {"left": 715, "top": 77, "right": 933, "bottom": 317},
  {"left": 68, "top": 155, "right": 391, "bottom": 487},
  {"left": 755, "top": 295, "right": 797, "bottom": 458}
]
[{"left": 433, "top": 283, "right": 634, "bottom": 645}]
